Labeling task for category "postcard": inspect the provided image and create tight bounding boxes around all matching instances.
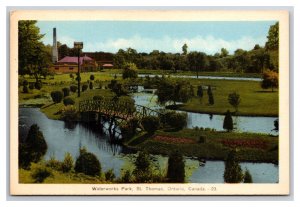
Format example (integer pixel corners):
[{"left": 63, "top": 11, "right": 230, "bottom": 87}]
[{"left": 10, "top": 10, "right": 289, "bottom": 195}]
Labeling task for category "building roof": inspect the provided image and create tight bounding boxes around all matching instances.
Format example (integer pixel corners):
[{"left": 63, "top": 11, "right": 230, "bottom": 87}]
[
  {"left": 102, "top": 64, "right": 114, "bottom": 67},
  {"left": 58, "top": 55, "right": 93, "bottom": 65}
]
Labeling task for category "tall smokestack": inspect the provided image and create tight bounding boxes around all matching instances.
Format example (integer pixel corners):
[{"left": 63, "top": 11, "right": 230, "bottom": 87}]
[{"left": 52, "top": 28, "right": 58, "bottom": 63}]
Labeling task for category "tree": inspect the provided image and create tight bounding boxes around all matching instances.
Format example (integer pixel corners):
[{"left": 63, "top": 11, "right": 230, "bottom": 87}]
[
  {"left": 90, "top": 74, "right": 95, "bottom": 81},
  {"left": 197, "top": 85, "right": 204, "bottom": 102},
  {"left": 133, "top": 151, "right": 153, "bottom": 183},
  {"left": 50, "top": 91, "right": 64, "bottom": 103},
  {"left": 19, "top": 124, "right": 47, "bottom": 168},
  {"left": 166, "top": 151, "right": 185, "bottom": 182},
  {"left": 228, "top": 92, "right": 241, "bottom": 112},
  {"left": 261, "top": 69, "right": 278, "bottom": 92},
  {"left": 223, "top": 150, "right": 244, "bottom": 183},
  {"left": 141, "top": 116, "right": 160, "bottom": 134},
  {"left": 220, "top": 48, "right": 229, "bottom": 58},
  {"left": 182, "top": 43, "right": 188, "bottom": 55},
  {"left": 61, "top": 152, "right": 74, "bottom": 173},
  {"left": 122, "top": 62, "right": 138, "bottom": 79},
  {"left": 265, "top": 22, "right": 279, "bottom": 51},
  {"left": 18, "top": 20, "right": 51, "bottom": 85},
  {"left": 187, "top": 51, "right": 208, "bottom": 78},
  {"left": 274, "top": 119, "right": 279, "bottom": 132},
  {"left": 207, "top": 86, "right": 214, "bottom": 105},
  {"left": 223, "top": 110, "right": 233, "bottom": 132},
  {"left": 243, "top": 169, "right": 253, "bottom": 183},
  {"left": 75, "top": 148, "right": 101, "bottom": 176}
]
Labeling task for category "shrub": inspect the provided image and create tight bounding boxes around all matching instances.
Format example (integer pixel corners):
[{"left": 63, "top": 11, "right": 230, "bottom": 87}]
[
  {"left": 31, "top": 164, "right": 52, "bottom": 183},
  {"left": 223, "top": 150, "right": 243, "bottom": 183},
  {"left": 208, "top": 92, "right": 214, "bottom": 105},
  {"left": 120, "top": 170, "right": 133, "bottom": 183},
  {"left": 90, "top": 74, "right": 95, "bottom": 81},
  {"left": 120, "top": 118, "right": 139, "bottom": 140},
  {"left": 75, "top": 148, "right": 101, "bottom": 176},
  {"left": 63, "top": 97, "right": 75, "bottom": 106},
  {"left": 93, "top": 95, "right": 104, "bottom": 101},
  {"left": 22, "top": 80, "right": 28, "bottom": 86},
  {"left": 223, "top": 110, "right": 233, "bottom": 132},
  {"left": 50, "top": 91, "right": 63, "bottom": 103},
  {"left": 82, "top": 84, "right": 88, "bottom": 92},
  {"left": 261, "top": 69, "right": 278, "bottom": 92},
  {"left": 70, "top": 73, "right": 74, "bottom": 80},
  {"left": 141, "top": 116, "right": 160, "bottom": 134},
  {"left": 163, "top": 111, "right": 187, "bottom": 130},
  {"left": 166, "top": 151, "right": 185, "bottom": 183},
  {"left": 29, "top": 83, "right": 34, "bottom": 90},
  {"left": 122, "top": 62, "right": 138, "bottom": 79},
  {"left": 105, "top": 169, "right": 116, "bottom": 182},
  {"left": 228, "top": 92, "right": 241, "bottom": 112},
  {"left": 61, "top": 105, "right": 78, "bottom": 121},
  {"left": 197, "top": 85, "right": 203, "bottom": 99},
  {"left": 243, "top": 168, "right": 253, "bottom": 183},
  {"left": 19, "top": 124, "right": 48, "bottom": 169},
  {"left": 62, "top": 87, "right": 70, "bottom": 97},
  {"left": 89, "top": 81, "right": 93, "bottom": 89},
  {"left": 133, "top": 151, "right": 154, "bottom": 183},
  {"left": 46, "top": 157, "right": 62, "bottom": 171},
  {"left": 70, "top": 85, "right": 78, "bottom": 93},
  {"left": 35, "top": 81, "right": 42, "bottom": 90},
  {"left": 198, "top": 135, "right": 206, "bottom": 144},
  {"left": 61, "top": 152, "right": 74, "bottom": 173},
  {"left": 22, "top": 85, "right": 28, "bottom": 93}
]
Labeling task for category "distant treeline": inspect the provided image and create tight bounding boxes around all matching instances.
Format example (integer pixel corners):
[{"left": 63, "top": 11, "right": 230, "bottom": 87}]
[{"left": 56, "top": 22, "right": 278, "bottom": 73}]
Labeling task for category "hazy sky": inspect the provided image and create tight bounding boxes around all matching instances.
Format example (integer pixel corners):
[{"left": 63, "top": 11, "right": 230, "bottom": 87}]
[{"left": 37, "top": 21, "right": 276, "bottom": 55}]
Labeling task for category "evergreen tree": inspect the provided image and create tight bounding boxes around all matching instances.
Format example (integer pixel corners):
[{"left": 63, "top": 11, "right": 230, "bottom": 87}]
[
  {"left": 223, "top": 150, "right": 244, "bottom": 183},
  {"left": 223, "top": 110, "right": 233, "bottom": 132},
  {"left": 208, "top": 93, "right": 214, "bottom": 105},
  {"left": 197, "top": 85, "right": 203, "bottom": 102},
  {"left": 243, "top": 169, "right": 253, "bottom": 183},
  {"left": 133, "top": 151, "right": 153, "bottom": 182},
  {"left": 167, "top": 151, "right": 185, "bottom": 183}
]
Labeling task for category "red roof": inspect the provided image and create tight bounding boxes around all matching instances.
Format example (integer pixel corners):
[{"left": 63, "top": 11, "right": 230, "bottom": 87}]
[
  {"left": 102, "top": 64, "right": 114, "bottom": 67},
  {"left": 58, "top": 55, "right": 93, "bottom": 65}
]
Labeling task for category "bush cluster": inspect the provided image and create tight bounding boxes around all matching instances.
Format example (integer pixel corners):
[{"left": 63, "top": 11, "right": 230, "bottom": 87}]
[
  {"left": 70, "top": 85, "right": 78, "bottom": 93},
  {"left": 141, "top": 116, "right": 160, "bottom": 134},
  {"left": 161, "top": 111, "right": 187, "bottom": 130},
  {"left": 63, "top": 97, "right": 75, "bottom": 106},
  {"left": 62, "top": 87, "right": 70, "bottom": 97},
  {"left": 51, "top": 91, "right": 63, "bottom": 103},
  {"left": 75, "top": 148, "right": 101, "bottom": 176}
]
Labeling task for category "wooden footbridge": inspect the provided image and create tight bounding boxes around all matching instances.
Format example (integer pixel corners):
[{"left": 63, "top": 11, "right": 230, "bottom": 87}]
[{"left": 79, "top": 98, "right": 162, "bottom": 121}]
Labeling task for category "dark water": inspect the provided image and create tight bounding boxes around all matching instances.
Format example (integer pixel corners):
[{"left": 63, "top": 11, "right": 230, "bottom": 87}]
[
  {"left": 132, "top": 92, "right": 278, "bottom": 135},
  {"left": 19, "top": 108, "right": 278, "bottom": 183}
]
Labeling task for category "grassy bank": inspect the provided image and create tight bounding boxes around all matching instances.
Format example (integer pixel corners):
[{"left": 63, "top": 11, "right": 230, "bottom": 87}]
[
  {"left": 167, "top": 78, "right": 278, "bottom": 117},
  {"left": 125, "top": 128, "right": 278, "bottom": 163}
]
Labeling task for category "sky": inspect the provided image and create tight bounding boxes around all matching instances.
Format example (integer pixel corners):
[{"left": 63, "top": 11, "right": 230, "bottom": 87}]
[{"left": 37, "top": 21, "right": 276, "bottom": 55}]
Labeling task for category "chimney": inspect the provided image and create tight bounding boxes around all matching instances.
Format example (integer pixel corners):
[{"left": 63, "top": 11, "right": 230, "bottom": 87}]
[{"left": 52, "top": 28, "right": 58, "bottom": 63}]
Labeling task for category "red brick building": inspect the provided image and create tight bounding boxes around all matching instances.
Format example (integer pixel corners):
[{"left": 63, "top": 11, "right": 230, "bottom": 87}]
[{"left": 49, "top": 55, "right": 98, "bottom": 73}]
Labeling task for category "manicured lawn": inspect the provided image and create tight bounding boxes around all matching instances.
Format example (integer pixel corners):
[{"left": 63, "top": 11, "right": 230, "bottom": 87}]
[
  {"left": 168, "top": 78, "right": 278, "bottom": 117},
  {"left": 125, "top": 128, "right": 278, "bottom": 163}
]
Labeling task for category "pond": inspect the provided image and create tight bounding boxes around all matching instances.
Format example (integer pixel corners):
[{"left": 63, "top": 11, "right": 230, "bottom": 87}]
[
  {"left": 19, "top": 108, "right": 278, "bottom": 183},
  {"left": 132, "top": 92, "right": 278, "bottom": 135}
]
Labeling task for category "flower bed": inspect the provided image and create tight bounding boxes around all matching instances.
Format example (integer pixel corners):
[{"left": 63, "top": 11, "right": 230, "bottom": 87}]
[
  {"left": 220, "top": 139, "right": 268, "bottom": 149},
  {"left": 153, "top": 135, "right": 196, "bottom": 144}
]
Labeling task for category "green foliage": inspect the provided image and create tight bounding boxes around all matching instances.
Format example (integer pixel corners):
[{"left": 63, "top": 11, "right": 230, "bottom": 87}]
[
  {"left": 261, "top": 69, "right": 278, "bottom": 92},
  {"left": 224, "top": 150, "right": 244, "bottom": 183},
  {"left": 198, "top": 135, "right": 206, "bottom": 144},
  {"left": 19, "top": 124, "right": 47, "bottom": 169},
  {"left": 223, "top": 110, "right": 233, "bottom": 132},
  {"left": 163, "top": 111, "right": 187, "bottom": 130},
  {"left": 90, "top": 74, "right": 95, "bottom": 81},
  {"left": 70, "top": 73, "right": 74, "bottom": 80},
  {"left": 166, "top": 151, "right": 185, "bottom": 183},
  {"left": 61, "top": 152, "right": 74, "bottom": 173},
  {"left": 274, "top": 119, "right": 279, "bottom": 132},
  {"left": 122, "top": 62, "right": 138, "bottom": 79},
  {"left": 82, "top": 84, "right": 88, "bottom": 92},
  {"left": 18, "top": 20, "right": 51, "bottom": 79},
  {"left": 61, "top": 105, "right": 78, "bottom": 121},
  {"left": 208, "top": 92, "right": 214, "bottom": 105},
  {"left": 29, "top": 83, "right": 34, "bottom": 90},
  {"left": 265, "top": 22, "right": 279, "bottom": 51},
  {"left": 34, "top": 81, "right": 42, "bottom": 90},
  {"left": 120, "top": 118, "right": 139, "bottom": 140},
  {"left": 141, "top": 116, "right": 160, "bottom": 134},
  {"left": 104, "top": 169, "right": 116, "bottom": 182},
  {"left": 62, "top": 87, "right": 70, "bottom": 97},
  {"left": 63, "top": 97, "right": 75, "bottom": 106},
  {"left": 197, "top": 85, "right": 203, "bottom": 98},
  {"left": 119, "top": 170, "right": 133, "bottom": 183},
  {"left": 22, "top": 85, "right": 29, "bottom": 93},
  {"left": 46, "top": 157, "right": 62, "bottom": 171},
  {"left": 108, "top": 80, "right": 128, "bottom": 97},
  {"left": 23, "top": 80, "right": 28, "bottom": 86},
  {"left": 31, "top": 164, "right": 52, "bottom": 183},
  {"left": 89, "top": 81, "right": 93, "bottom": 89},
  {"left": 182, "top": 43, "right": 188, "bottom": 55},
  {"left": 50, "top": 91, "right": 63, "bottom": 103},
  {"left": 75, "top": 148, "right": 101, "bottom": 176},
  {"left": 243, "top": 168, "right": 253, "bottom": 183},
  {"left": 133, "top": 151, "right": 154, "bottom": 183},
  {"left": 228, "top": 92, "right": 241, "bottom": 112},
  {"left": 93, "top": 95, "right": 104, "bottom": 101},
  {"left": 70, "top": 85, "right": 78, "bottom": 93}
]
